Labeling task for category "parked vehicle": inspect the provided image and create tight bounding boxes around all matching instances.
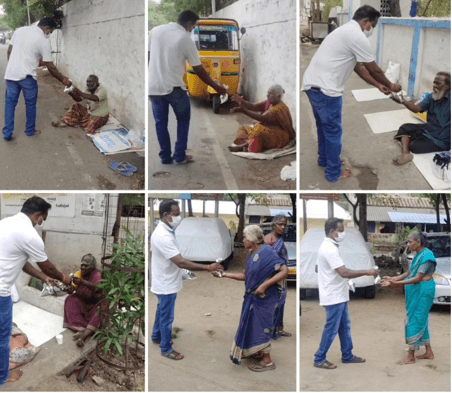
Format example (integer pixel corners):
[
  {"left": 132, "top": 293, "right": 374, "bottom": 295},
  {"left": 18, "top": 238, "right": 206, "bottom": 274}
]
[
  {"left": 184, "top": 18, "right": 245, "bottom": 113},
  {"left": 261, "top": 223, "right": 297, "bottom": 282},
  {"left": 299, "top": 227, "right": 378, "bottom": 299},
  {"left": 0, "top": 33, "right": 5, "bottom": 45},
  {"left": 401, "top": 232, "right": 451, "bottom": 305},
  {"left": 175, "top": 217, "right": 235, "bottom": 270}
]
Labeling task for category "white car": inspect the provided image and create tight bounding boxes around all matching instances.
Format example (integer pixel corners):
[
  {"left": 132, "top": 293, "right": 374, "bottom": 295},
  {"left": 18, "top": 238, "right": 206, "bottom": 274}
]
[
  {"left": 175, "top": 217, "right": 235, "bottom": 269},
  {"left": 299, "top": 227, "right": 378, "bottom": 299},
  {"left": 401, "top": 232, "right": 451, "bottom": 305}
]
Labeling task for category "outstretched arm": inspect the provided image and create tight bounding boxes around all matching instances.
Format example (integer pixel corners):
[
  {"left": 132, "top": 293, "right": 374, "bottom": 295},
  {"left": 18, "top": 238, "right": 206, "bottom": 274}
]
[
  {"left": 336, "top": 265, "right": 378, "bottom": 279},
  {"left": 171, "top": 254, "right": 223, "bottom": 272},
  {"left": 43, "top": 61, "right": 71, "bottom": 87},
  {"left": 360, "top": 61, "right": 401, "bottom": 92},
  {"left": 232, "top": 105, "right": 280, "bottom": 126},
  {"left": 22, "top": 262, "right": 54, "bottom": 286},
  {"left": 192, "top": 65, "right": 228, "bottom": 95},
  {"left": 36, "top": 259, "right": 71, "bottom": 285}
]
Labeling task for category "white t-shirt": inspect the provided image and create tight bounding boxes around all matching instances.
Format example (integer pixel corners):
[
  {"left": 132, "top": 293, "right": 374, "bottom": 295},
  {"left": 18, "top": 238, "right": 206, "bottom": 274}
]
[
  {"left": 316, "top": 237, "right": 349, "bottom": 306},
  {"left": 302, "top": 20, "right": 374, "bottom": 97},
  {"left": 148, "top": 22, "right": 201, "bottom": 96},
  {"left": 151, "top": 221, "right": 183, "bottom": 295},
  {"left": 0, "top": 212, "right": 48, "bottom": 297},
  {"left": 5, "top": 26, "right": 53, "bottom": 81}
]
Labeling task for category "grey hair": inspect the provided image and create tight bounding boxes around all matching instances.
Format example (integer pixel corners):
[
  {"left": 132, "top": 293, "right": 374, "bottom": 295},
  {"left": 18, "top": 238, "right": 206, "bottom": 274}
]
[
  {"left": 81, "top": 253, "right": 97, "bottom": 268},
  {"left": 408, "top": 231, "right": 427, "bottom": 246},
  {"left": 271, "top": 215, "right": 287, "bottom": 229},
  {"left": 268, "top": 84, "right": 285, "bottom": 97},
  {"left": 243, "top": 225, "right": 264, "bottom": 244},
  {"left": 324, "top": 217, "right": 344, "bottom": 236}
]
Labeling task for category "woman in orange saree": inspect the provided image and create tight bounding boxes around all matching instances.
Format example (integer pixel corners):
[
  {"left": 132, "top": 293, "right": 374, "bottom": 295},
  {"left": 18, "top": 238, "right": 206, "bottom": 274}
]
[{"left": 228, "top": 84, "right": 295, "bottom": 153}]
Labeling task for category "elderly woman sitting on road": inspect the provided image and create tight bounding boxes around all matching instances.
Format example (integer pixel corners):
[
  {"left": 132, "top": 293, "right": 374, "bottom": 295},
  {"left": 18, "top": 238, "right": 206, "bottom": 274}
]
[
  {"left": 63, "top": 254, "right": 104, "bottom": 347},
  {"left": 214, "top": 225, "right": 288, "bottom": 372},
  {"left": 228, "top": 84, "right": 296, "bottom": 153}
]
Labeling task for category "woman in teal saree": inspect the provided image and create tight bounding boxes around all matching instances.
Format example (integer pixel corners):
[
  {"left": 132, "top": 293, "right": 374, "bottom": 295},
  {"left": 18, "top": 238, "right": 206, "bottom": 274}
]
[{"left": 382, "top": 231, "right": 436, "bottom": 365}]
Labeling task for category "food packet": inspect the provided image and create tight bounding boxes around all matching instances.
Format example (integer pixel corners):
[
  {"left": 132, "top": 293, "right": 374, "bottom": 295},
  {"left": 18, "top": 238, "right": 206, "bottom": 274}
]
[{"left": 182, "top": 269, "right": 196, "bottom": 281}]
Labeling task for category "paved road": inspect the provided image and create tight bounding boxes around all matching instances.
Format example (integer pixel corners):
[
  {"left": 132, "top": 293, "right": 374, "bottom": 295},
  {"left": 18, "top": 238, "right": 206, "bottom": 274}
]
[
  {"left": 300, "top": 42, "right": 432, "bottom": 190},
  {"left": 300, "top": 287, "right": 450, "bottom": 391},
  {"left": 0, "top": 44, "right": 144, "bottom": 190},
  {"left": 148, "top": 97, "right": 296, "bottom": 191},
  {"left": 149, "top": 256, "right": 296, "bottom": 391}
]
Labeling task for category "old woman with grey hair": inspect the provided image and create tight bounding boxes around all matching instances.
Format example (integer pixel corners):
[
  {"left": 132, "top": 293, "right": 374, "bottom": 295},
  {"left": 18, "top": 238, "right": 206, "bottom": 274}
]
[
  {"left": 214, "top": 225, "right": 288, "bottom": 372},
  {"left": 228, "top": 84, "right": 296, "bottom": 153},
  {"left": 382, "top": 231, "right": 436, "bottom": 365},
  {"left": 63, "top": 253, "right": 104, "bottom": 347},
  {"left": 264, "top": 215, "right": 291, "bottom": 338}
]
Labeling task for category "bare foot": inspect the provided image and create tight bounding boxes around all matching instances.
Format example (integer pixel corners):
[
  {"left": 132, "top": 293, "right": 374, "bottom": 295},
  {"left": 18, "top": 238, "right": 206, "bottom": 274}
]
[
  {"left": 393, "top": 154, "right": 413, "bottom": 166},
  {"left": 76, "top": 338, "right": 85, "bottom": 348},
  {"left": 416, "top": 353, "right": 434, "bottom": 360},
  {"left": 397, "top": 357, "right": 415, "bottom": 365},
  {"left": 29, "top": 130, "right": 42, "bottom": 136},
  {"left": 6, "top": 369, "right": 23, "bottom": 383},
  {"left": 51, "top": 121, "right": 66, "bottom": 128},
  {"left": 73, "top": 332, "right": 82, "bottom": 341},
  {"left": 338, "top": 168, "right": 352, "bottom": 180}
]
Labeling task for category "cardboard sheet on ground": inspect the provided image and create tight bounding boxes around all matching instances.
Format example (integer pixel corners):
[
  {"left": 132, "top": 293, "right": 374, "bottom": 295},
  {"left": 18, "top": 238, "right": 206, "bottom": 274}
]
[
  {"left": 89, "top": 130, "right": 131, "bottom": 154},
  {"left": 364, "top": 109, "right": 424, "bottom": 134},
  {"left": 13, "top": 301, "right": 65, "bottom": 347},
  {"left": 231, "top": 140, "right": 296, "bottom": 160},
  {"left": 412, "top": 152, "right": 451, "bottom": 190}
]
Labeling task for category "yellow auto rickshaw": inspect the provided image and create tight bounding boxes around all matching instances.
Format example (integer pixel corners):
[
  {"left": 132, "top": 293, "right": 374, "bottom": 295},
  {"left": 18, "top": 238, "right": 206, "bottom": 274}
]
[{"left": 183, "top": 18, "right": 245, "bottom": 113}]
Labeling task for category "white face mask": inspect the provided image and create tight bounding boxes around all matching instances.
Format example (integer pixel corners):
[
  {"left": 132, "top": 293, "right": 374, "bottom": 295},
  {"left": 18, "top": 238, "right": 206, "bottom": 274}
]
[
  {"left": 335, "top": 231, "right": 346, "bottom": 242},
  {"left": 36, "top": 215, "right": 45, "bottom": 229},
  {"left": 169, "top": 215, "right": 182, "bottom": 229},
  {"left": 364, "top": 26, "right": 374, "bottom": 38}
]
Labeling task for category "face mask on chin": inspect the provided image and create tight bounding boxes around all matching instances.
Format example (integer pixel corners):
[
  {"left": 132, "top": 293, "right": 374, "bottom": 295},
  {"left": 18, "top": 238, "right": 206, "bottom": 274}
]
[
  {"left": 35, "top": 215, "right": 45, "bottom": 229},
  {"left": 169, "top": 215, "right": 182, "bottom": 229},
  {"left": 364, "top": 26, "right": 374, "bottom": 38}
]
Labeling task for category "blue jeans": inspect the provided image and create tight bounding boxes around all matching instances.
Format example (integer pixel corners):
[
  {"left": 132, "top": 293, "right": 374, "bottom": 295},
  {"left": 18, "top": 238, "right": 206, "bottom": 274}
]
[
  {"left": 314, "top": 301, "right": 354, "bottom": 364},
  {"left": 149, "top": 89, "right": 191, "bottom": 163},
  {"left": 152, "top": 293, "right": 177, "bottom": 355},
  {"left": 3, "top": 77, "right": 39, "bottom": 140},
  {"left": 0, "top": 296, "right": 12, "bottom": 385},
  {"left": 306, "top": 89, "right": 343, "bottom": 182}
]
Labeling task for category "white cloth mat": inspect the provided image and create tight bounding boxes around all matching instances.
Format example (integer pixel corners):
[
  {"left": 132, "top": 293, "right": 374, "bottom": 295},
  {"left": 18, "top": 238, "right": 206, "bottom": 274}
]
[
  {"left": 412, "top": 152, "right": 451, "bottom": 190},
  {"left": 364, "top": 109, "right": 424, "bottom": 134},
  {"left": 352, "top": 88, "right": 389, "bottom": 102},
  {"left": 13, "top": 301, "right": 66, "bottom": 347}
]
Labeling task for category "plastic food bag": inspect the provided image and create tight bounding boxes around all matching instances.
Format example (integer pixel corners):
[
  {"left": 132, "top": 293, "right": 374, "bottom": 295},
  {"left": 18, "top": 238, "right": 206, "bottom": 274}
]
[
  {"left": 432, "top": 152, "right": 451, "bottom": 181},
  {"left": 40, "top": 281, "right": 67, "bottom": 297},
  {"left": 182, "top": 269, "right": 197, "bottom": 281},
  {"left": 384, "top": 61, "right": 400, "bottom": 84}
]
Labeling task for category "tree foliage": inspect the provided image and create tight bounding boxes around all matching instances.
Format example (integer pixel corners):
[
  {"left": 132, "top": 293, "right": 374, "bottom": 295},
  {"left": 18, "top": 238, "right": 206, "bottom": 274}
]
[
  {"left": 417, "top": 0, "right": 451, "bottom": 17},
  {"left": 149, "top": 0, "right": 211, "bottom": 28},
  {"left": 0, "top": 0, "right": 68, "bottom": 30}
]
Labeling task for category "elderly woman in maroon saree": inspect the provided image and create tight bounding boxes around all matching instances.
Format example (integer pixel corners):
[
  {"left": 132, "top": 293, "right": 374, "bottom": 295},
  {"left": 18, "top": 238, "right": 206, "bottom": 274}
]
[{"left": 64, "top": 254, "right": 104, "bottom": 347}]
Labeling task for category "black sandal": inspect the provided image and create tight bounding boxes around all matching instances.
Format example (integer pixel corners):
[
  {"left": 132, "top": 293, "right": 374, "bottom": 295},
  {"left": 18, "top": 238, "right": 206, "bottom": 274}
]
[{"left": 314, "top": 360, "right": 337, "bottom": 369}]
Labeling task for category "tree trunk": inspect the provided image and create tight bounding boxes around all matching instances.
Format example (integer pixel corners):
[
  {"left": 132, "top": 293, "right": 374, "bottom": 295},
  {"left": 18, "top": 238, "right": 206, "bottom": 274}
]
[
  {"left": 436, "top": 194, "right": 441, "bottom": 232},
  {"left": 357, "top": 195, "right": 368, "bottom": 242},
  {"left": 187, "top": 200, "right": 193, "bottom": 217},
  {"left": 236, "top": 194, "right": 246, "bottom": 242},
  {"left": 441, "top": 194, "right": 450, "bottom": 231},
  {"left": 289, "top": 194, "right": 296, "bottom": 222},
  {"left": 112, "top": 194, "right": 123, "bottom": 244},
  {"left": 389, "top": 0, "right": 402, "bottom": 16}
]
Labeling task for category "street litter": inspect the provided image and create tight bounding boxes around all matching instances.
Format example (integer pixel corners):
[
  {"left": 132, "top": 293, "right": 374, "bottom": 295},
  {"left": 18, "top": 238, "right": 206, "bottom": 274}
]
[
  {"left": 281, "top": 161, "right": 296, "bottom": 181},
  {"left": 88, "top": 130, "right": 131, "bottom": 154},
  {"left": 205, "top": 313, "right": 211, "bottom": 316}
]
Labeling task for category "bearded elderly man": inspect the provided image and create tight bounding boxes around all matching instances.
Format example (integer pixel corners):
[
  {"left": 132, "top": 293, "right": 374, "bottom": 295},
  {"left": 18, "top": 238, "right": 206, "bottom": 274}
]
[
  {"left": 392, "top": 72, "right": 451, "bottom": 165},
  {"left": 53, "top": 74, "right": 109, "bottom": 134}
]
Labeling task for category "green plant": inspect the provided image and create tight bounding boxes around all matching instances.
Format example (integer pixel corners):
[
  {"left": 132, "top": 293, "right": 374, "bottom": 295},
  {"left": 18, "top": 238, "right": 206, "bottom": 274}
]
[
  {"left": 95, "top": 228, "right": 145, "bottom": 361},
  {"left": 397, "top": 226, "right": 419, "bottom": 244}
]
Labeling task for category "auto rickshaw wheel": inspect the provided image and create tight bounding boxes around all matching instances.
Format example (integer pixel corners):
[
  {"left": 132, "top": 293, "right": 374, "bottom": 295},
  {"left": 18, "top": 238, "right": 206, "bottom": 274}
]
[{"left": 212, "top": 95, "right": 221, "bottom": 114}]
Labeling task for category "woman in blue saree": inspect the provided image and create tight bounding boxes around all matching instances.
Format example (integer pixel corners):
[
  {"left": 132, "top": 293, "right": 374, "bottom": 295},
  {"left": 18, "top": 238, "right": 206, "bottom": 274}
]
[
  {"left": 264, "top": 215, "right": 291, "bottom": 338},
  {"left": 215, "top": 225, "right": 288, "bottom": 372},
  {"left": 382, "top": 231, "right": 436, "bottom": 365}
]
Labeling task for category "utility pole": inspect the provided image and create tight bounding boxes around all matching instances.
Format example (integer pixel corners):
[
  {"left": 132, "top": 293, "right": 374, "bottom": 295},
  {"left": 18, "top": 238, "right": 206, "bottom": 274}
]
[{"left": 26, "top": 0, "right": 31, "bottom": 25}]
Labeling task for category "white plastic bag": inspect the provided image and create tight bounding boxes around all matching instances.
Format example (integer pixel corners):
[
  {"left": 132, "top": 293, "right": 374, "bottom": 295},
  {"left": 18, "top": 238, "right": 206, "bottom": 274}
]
[{"left": 385, "top": 61, "right": 400, "bottom": 84}]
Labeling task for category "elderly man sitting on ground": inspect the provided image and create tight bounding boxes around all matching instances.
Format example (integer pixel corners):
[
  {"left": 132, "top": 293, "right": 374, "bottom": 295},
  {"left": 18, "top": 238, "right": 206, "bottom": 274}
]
[
  {"left": 392, "top": 72, "right": 450, "bottom": 165},
  {"left": 52, "top": 74, "right": 109, "bottom": 134}
]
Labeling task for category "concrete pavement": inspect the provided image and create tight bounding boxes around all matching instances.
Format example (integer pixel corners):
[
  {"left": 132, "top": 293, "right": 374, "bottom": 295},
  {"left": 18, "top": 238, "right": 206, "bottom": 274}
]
[
  {"left": 148, "top": 97, "right": 296, "bottom": 191},
  {"left": 300, "top": 42, "right": 432, "bottom": 190},
  {"left": 0, "top": 44, "right": 144, "bottom": 190}
]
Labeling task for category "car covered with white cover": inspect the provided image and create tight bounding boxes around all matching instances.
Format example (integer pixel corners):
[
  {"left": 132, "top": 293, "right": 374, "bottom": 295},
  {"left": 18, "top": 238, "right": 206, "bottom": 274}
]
[
  {"left": 299, "top": 226, "right": 377, "bottom": 299},
  {"left": 175, "top": 217, "right": 234, "bottom": 268}
]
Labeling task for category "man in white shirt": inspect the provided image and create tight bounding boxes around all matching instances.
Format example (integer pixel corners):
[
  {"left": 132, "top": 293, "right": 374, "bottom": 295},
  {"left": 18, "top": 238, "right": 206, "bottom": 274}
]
[
  {"left": 314, "top": 217, "right": 378, "bottom": 369},
  {"left": 0, "top": 196, "right": 71, "bottom": 384},
  {"left": 151, "top": 199, "right": 223, "bottom": 360},
  {"left": 3, "top": 17, "right": 71, "bottom": 141},
  {"left": 302, "top": 6, "right": 401, "bottom": 183},
  {"left": 148, "top": 10, "right": 227, "bottom": 164}
]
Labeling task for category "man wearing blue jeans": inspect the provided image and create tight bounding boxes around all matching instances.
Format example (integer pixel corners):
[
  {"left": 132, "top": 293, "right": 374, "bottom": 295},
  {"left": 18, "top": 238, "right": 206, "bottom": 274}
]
[
  {"left": 150, "top": 199, "right": 223, "bottom": 360},
  {"left": 3, "top": 18, "right": 71, "bottom": 141},
  {"left": 148, "top": 10, "right": 227, "bottom": 164},
  {"left": 302, "top": 5, "right": 401, "bottom": 182},
  {"left": 314, "top": 217, "right": 378, "bottom": 369},
  {"left": 0, "top": 196, "right": 71, "bottom": 384}
]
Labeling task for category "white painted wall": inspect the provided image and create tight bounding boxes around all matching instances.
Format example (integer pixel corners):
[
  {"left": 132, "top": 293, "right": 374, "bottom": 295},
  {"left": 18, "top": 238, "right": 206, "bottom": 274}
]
[
  {"left": 55, "top": 0, "right": 145, "bottom": 134},
  {"left": 213, "top": 0, "right": 297, "bottom": 117},
  {"left": 375, "top": 18, "right": 451, "bottom": 98}
]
